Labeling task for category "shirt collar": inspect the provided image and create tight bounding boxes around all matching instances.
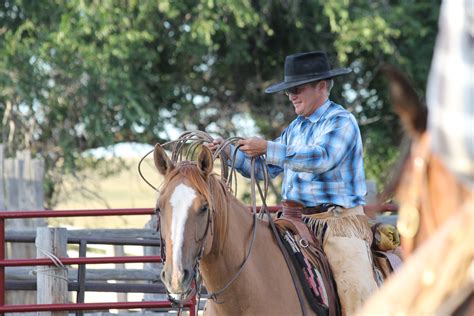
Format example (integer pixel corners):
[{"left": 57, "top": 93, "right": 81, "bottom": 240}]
[{"left": 297, "top": 99, "right": 331, "bottom": 123}]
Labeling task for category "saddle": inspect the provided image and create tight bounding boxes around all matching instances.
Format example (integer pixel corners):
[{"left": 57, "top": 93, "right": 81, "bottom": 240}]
[
  {"left": 274, "top": 200, "right": 341, "bottom": 316},
  {"left": 370, "top": 223, "right": 403, "bottom": 281}
]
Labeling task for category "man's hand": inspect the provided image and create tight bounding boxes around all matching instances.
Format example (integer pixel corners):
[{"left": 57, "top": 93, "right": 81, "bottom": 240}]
[
  {"left": 204, "top": 137, "right": 230, "bottom": 157},
  {"left": 237, "top": 137, "right": 268, "bottom": 157}
]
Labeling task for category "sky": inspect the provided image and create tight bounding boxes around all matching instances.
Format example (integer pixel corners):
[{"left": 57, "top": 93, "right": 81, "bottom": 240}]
[
  {"left": 87, "top": 142, "right": 154, "bottom": 158},
  {"left": 88, "top": 113, "right": 259, "bottom": 158}
]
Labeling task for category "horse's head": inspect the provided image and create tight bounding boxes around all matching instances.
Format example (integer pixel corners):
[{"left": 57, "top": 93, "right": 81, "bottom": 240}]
[
  {"left": 381, "top": 65, "right": 431, "bottom": 254},
  {"left": 153, "top": 144, "right": 215, "bottom": 301},
  {"left": 382, "top": 65, "right": 469, "bottom": 255}
]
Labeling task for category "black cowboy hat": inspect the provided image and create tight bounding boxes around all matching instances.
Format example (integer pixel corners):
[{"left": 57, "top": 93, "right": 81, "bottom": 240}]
[{"left": 265, "top": 51, "right": 352, "bottom": 94}]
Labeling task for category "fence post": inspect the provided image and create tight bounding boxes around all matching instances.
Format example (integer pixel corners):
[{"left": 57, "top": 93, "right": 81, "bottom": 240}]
[
  {"left": 0, "top": 145, "right": 5, "bottom": 212},
  {"left": 114, "top": 245, "right": 127, "bottom": 303},
  {"left": 0, "top": 145, "right": 5, "bottom": 309},
  {"left": 36, "top": 227, "right": 68, "bottom": 316},
  {"left": 143, "top": 215, "right": 163, "bottom": 302},
  {"left": 366, "top": 180, "right": 378, "bottom": 205},
  {"left": 2, "top": 148, "right": 46, "bottom": 306}
]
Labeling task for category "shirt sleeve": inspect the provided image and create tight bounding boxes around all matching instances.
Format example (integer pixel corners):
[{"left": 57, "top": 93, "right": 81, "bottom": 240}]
[
  {"left": 228, "top": 144, "right": 283, "bottom": 180},
  {"left": 266, "top": 115, "right": 359, "bottom": 173}
]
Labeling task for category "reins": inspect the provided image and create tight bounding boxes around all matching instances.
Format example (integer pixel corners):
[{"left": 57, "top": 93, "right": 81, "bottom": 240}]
[
  {"left": 139, "top": 131, "right": 307, "bottom": 315},
  {"left": 249, "top": 155, "right": 308, "bottom": 316},
  {"left": 139, "top": 132, "right": 258, "bottom": 306}
]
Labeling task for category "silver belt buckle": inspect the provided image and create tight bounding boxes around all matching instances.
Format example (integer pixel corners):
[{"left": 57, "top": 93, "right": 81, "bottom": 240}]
[{"left": 331, "top": 205, "right": 342, "bottom": 217}]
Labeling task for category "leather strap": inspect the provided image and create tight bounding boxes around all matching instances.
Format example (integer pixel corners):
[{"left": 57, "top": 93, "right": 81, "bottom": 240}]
[
  {"left": 255, "top": 185, "right": 308, "bottom": 315},
  {"left": 280, "top": 200, "right": 319, "bottom": 248},
  {"left": 303, "top": 204, "right": 339, "bottom": 215}
]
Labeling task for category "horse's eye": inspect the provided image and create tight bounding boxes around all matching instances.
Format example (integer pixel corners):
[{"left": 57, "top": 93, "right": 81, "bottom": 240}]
[
  {"left": 199, "top": 204, "right": 208, "bottom": 214},
  {"left": 154, "top": 207, "right": 161, "bottom": 214}
]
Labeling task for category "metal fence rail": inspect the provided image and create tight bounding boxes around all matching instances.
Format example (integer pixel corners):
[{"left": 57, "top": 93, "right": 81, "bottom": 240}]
[
  {"left": 0, "top": 204, "right": 397, "bottom": 314},
  {"left": 0, "top": 208, "right": 196, "bottom": 315},
  {"left": 0, "top": 300, "right": 196, "bottom": 313}
]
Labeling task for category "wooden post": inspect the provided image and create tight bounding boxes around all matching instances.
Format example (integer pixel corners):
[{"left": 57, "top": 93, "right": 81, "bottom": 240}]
[
  {"left": 143, "top": 215, "right": 165, "bottom": 302},
  {"left": 2, "top": 148, "right": 46, "bottom": 306},
  {"left": 0, "top": 145, "right": 5, "bottom": 211},
  {"left": 36, "top": 227, "right": 68, "bottom": 316},
  {"left": 0, "top": 145, "right": 5, "bottom": 309},
  {"left": 114, "top": 245, "right": 127, "bottom": 302},
  {"left": 366, "top": 180, "right": 378, "bottom": 205},
  {"left": 75, "top": 239, "right": 87, "bottom": 316}
]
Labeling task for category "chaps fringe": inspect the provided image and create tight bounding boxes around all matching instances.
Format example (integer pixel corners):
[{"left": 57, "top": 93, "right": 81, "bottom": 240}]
[{"left": 305, "top": 211, "right": 372, "bottom": 245}]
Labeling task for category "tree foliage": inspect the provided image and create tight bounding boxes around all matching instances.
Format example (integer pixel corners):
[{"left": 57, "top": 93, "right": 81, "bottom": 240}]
[{"left": 0, "top": 0, "right": 440, "bottom": 206}]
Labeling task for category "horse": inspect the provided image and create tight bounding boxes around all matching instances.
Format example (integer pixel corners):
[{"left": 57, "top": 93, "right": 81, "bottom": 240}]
[
  {"left": 358, "top": 59, "right": 473, "bottom": 316},
  {"left": 152, "top": 143, "right": 315, "bottom": 315},
  {"left": 379, "top": 66, "right": 473, "bottom": 257},
  {"left": 359, "top": 2, "right": 474, "bottom": 313}
]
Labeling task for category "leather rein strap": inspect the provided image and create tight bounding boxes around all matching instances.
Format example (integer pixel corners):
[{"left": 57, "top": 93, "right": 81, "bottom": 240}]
[
  {"left": 205, "top": 142, "right": 259, "bottom": 300},
  {"left": 207, "top": 139, "right": 307, "bottom": 315},
  {"left": 397, "top": 133, "right": 433, "bottom": 254},
  {"left": 250, "top": 157, "right": 308, "bottom": 316}
]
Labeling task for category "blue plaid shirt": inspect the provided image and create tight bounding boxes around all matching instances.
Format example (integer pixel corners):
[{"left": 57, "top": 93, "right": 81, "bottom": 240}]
[{"left": 231, "top": 99, "right": 367, "bottom": 208}]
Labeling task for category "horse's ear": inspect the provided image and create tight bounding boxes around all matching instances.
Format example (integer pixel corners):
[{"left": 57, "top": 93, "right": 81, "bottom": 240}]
[
  {"left": 154, "top": 144, "right": 174, "bottom": 176},
  {"left": 197, "top": 146, "right": 213, "bottom": 176},
  {"left": 381, "top": 64, "right": 428, "bottom": 138}
]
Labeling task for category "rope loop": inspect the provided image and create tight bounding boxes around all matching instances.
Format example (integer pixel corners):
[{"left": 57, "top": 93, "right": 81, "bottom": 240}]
[
  {"left": 138, "top": 130, "right": 263, "bottom": 198},
  {"left": 138, "top": 130, "right": 273, "bottom": 305}
]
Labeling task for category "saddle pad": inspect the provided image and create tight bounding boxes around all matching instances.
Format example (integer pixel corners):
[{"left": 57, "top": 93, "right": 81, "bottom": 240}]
[
  {"left": 373, "top": 250, "right": 403, "bottom": 279},
  {"left": 385, "top": 252, "right": 403, "bottom": 271},
  {"left": 276, "top": 224, "right": 341, "bottom": 316}
]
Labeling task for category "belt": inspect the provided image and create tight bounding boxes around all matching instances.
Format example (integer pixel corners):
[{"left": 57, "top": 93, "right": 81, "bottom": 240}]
[
  {"left": 282, "top": 200, "right": 339, "bottom": 216},
  {"left": 302, "top": 203, "right": 340, "bottom": 215}
]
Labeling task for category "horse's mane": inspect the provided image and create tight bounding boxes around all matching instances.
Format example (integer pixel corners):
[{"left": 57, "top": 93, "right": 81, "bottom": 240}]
[{"left": 162, "top": 161, "right": 232, "bottom": 252}]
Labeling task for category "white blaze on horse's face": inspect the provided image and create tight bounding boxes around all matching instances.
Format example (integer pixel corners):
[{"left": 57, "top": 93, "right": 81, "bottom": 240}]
[{"left": 169, "top": 183, "right": 197, "bottom": 288}]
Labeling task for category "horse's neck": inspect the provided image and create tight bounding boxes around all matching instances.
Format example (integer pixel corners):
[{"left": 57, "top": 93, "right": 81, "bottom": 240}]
[
  {"left": 200, "top": 197, "right": 254, "bottom": 284},
  {"left": 410, "top": 152, "right": 472, "bottom": 252},
  {"left": 199, "top": 196, "right": 282, "bottom": 295},
  {"left": 198, "top": 196, "right": 310, "bottom": 314},
  {"left": 428, "top": 154, "right": 471, "bottom": 220}
]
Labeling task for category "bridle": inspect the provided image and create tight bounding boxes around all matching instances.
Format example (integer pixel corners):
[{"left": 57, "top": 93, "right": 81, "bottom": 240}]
[
  {"left": 140, "top": 133, "right": 260, "bottom": 311},
  {"left": 153, "top": 197, "right": 212, "bottom": 307},
  {"left": 139, "top": 131, "right": 307, "bottom": 315},
  {"left": 153, "top": 165, "right": 259, "bottom": 308},
  {"left": 396, "top": 132, "right": 433, "bottom": 254}
]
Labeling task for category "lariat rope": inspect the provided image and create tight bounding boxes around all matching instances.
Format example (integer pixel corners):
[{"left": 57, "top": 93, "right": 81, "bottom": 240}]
[{"left": 138, "top": 130, "right": 307, "bottom": 315}]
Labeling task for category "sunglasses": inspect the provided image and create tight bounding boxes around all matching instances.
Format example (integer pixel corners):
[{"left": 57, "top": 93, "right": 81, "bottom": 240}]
[
  {"left": 284, "top": 85, "right": 302, "bottom": 96},
  {"left": 284, "top": 81, "right": 322, "bottom": 96}
]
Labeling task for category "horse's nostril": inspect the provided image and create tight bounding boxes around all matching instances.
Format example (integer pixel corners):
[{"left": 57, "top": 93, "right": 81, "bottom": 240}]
[
  {"left": 160, "top": 269, "right": 166, "bottom": 281},
  {"left": 183, "top": 269, "right": 190, "bottom": 281}
]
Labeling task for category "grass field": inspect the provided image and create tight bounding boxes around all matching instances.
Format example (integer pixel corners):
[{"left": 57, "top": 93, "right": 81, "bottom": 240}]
[{"left": 51, "top": 156, "right": 278, "bottom": 228}]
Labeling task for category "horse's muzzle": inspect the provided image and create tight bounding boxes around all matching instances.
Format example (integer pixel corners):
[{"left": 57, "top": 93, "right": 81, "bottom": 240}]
[
  {"left": 167, "top": 286, "right": 196, "bottom": 306},
  {"left": 161, "top": 266, "right": 194, "bottom": 295}
]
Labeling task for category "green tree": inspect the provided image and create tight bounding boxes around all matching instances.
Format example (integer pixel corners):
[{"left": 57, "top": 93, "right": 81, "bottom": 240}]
[{"left": 0, "top": 0, "right": 440, "bottom": 206}]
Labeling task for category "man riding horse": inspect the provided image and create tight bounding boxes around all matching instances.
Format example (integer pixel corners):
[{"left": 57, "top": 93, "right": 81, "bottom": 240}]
[{"left": 208, "top": 51, "right": 378, "bottom": 315}]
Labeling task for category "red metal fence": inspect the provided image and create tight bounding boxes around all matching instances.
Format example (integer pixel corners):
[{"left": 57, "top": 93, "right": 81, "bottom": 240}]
[
  {"left": 0, "top": 208, "right": 196, "bottom": 315},
  {"left": 0, "top": 204, "right": 396, "bottom": 314}
]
